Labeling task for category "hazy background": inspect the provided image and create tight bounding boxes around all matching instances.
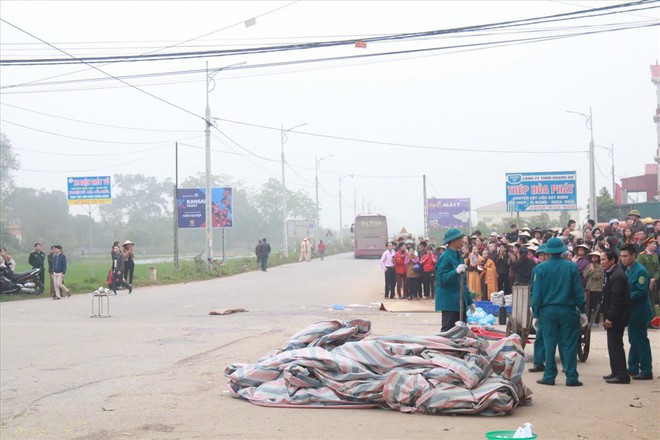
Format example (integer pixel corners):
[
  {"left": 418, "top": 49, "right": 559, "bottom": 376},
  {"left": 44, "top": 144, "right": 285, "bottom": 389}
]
[{"left": 1, "top": 0, "right": 658, "bottom": 237}]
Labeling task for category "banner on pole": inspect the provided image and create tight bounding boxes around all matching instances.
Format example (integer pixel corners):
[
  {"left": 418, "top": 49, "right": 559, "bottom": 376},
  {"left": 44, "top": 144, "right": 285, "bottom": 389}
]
[
  {"left": 505, "top": 171, "right": 577, "bottom": 212},
  {"left": 427, "top": 198, "right": 471, "bottom": 229},
  {"left": 67, "top": 176, "right": 111, "bottom": 205},
  {"left": 177, "top": 187, "right": 233, "bottom": 228}
]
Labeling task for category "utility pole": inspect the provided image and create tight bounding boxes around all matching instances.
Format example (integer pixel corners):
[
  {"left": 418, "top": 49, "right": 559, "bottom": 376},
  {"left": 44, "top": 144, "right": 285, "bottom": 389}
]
[
  {"left": 588, "top": 107, "right": 597, "bottom": 222},
  {"left": 610, "top": 144, "right": 615, "bottom": 201},
  {"left": 315, "top": 154, "right": 334, "bottom": 240},
  {"left": 281, "top": 122, "right": 306, "bottom": 257},
  {"left": 174, "top": 142, "right": 179, "bottom": 270},
  {"left": 567, "top": 108, "right": 597, "bottom": 222},
  {"left": 423, "top": 174, "right": 428, "bottom": 238},
  {"left": 338, "top": 174, "right": 352, "bottom": 236},
  {"left": 204, "top": 62, "right": 213, "bottom": 267},
  {"left": 204, "top": 61, "right": 245, "bottom": 268},
  {"left": 281, "top": 124, "right": 286, "bottom": 257},
  {"left": 338, "top": 176, "right": 343, "bottom": 238}
]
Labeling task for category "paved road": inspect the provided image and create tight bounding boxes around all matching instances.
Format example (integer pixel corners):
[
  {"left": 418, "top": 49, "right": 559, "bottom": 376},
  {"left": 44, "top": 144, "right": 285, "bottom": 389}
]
[{"left": 1, "top": 252, "right": 658, "bottom": 439}]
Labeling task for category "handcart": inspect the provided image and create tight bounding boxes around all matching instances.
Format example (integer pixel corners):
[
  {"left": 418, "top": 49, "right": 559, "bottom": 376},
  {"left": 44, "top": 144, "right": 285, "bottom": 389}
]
[
  {"left": 577, "top": 295, "right": 600, "bottom": 362},
  {"left": 505, "top": 284, "right": 534, "bottom": 349}
]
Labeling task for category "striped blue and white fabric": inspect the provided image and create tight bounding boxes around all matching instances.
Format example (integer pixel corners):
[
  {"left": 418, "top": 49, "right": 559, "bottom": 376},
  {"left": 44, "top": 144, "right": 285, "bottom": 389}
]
[{"left": 225, "top": 319, "right": 532, "bottom": 416}]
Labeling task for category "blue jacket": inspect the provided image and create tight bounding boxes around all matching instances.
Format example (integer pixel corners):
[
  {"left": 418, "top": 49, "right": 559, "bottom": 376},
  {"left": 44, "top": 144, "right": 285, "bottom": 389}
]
[
  {"left": 435, "top": 248, "right": 473, "bottom": 312},
  {"left": 532, "top": 255, "right": 585, "bottom": 318},
  {"left": 626, "top": 261, "right": 652, "bottom": 323},
  {"left": 53, "top": 252, "right": 67, "bottom": 274}
]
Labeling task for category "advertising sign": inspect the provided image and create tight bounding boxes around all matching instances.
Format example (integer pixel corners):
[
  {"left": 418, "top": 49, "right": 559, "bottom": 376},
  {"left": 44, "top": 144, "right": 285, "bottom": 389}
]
[
  {"left": 506, "top": 171, "right": 577, "bottom": 212},
  {"left": 177, "top": 187, "right": 233, "bottom": 228},
  {"left": 427, "top": 198, "right": 471, "bottom": 229},
  {"left": 67, "top": 176, "right": 111, "bottom": 205}
]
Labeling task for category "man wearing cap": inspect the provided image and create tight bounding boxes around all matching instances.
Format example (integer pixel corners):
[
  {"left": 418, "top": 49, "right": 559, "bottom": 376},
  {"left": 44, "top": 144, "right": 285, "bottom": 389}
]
[
  {"left": 529, "top": 244, "right": 550, "bottom": 373},
  {"left": 532, "top": 237, "right": 586, "bottom": 386},
  {"left": 637, "top": 236, "right": 659, "bottom": 308},
  {"left": 436, "top": 228, "right": 475, "bottom": 332},
  {"left": 627, "top": 210, "right": 646, "bottom": 235},
  {"left": 619, "top": 243, "right": 653, "bottom": 380}
]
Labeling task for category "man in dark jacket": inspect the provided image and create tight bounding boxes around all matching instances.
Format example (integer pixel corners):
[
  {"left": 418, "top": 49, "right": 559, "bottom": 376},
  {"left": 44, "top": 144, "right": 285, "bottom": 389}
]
[
  {"left": 495, "top": 244, "right": 512, "bottom": 295},
  {"left": 28, "top": 243, "right": 46, "bottom": 287},
  {"left": 511, "top": 247, "right": 535, "bottom": 285},
  {"left": 111, "top": 244, "right": 132, "bottom": 295},
  {"left": 600, "top": 249, "right": 631, "bottom": 384},
  {"left": 259, "top": 238, "right": 271, "bottom": 272}
]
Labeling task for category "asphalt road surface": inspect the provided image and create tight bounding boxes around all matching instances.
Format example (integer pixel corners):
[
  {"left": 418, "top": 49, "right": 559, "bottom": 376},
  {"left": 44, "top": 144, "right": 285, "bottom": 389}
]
[{"left": 1, "top": 252, "right": 658, "bottom": 440}]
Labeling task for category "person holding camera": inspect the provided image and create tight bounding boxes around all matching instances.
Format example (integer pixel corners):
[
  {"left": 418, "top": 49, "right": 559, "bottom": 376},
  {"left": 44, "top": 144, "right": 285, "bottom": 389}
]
[{"left": 435, "top": 228, "right": 475, "bottom": 331}]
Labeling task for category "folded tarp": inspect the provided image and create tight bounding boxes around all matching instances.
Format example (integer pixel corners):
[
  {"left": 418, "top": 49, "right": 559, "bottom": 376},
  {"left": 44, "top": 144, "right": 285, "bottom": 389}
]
[{"left": 225, "top": 319, "right": 532, "bottom": 416}]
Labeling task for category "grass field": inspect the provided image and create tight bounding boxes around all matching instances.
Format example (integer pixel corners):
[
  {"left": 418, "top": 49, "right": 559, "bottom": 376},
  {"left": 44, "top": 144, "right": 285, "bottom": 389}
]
[{"left": 1, "top": 244, "right": 352, "bottom": 302}]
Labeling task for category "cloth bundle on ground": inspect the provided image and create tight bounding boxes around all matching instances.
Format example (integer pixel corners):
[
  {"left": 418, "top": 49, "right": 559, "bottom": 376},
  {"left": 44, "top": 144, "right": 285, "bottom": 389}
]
[
  {"left": 467, "top": 307, "right": 497, "bottom": 325},
  {"left": 225, "top": 319, "right": 532, "bottom": 416}
]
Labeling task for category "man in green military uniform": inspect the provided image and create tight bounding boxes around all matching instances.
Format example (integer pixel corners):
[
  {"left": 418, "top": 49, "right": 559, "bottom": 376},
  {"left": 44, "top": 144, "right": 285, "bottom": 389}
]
[
  {"left": 529, "top": 244, "right": 550, "bottom": 373},
  {"left": 28, "top": 243, "right": 46, "bottom": 288},
  {"left": 637, "top": 236, "right": 659, "bottom": 310},
  {"left": 436, "top": 228, "right": 475, "bottom": 332},
  {"left": 532, "top": 238, "right": 586, "bottom": 386},
  {"left": 620, "top": 243, "right": 654, "bottom": 380}
]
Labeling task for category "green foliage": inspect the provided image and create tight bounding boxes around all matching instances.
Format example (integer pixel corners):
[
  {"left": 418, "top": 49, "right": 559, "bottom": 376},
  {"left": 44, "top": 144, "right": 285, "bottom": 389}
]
[
  {"left": 0, "top": 242, "right": 354, "bottom": 302},
  {"left": 596, "top": 187, "right": 618, "bottom": 222},
  {"left": 0, "top": 132, "right": 19, "bottom": 199}
]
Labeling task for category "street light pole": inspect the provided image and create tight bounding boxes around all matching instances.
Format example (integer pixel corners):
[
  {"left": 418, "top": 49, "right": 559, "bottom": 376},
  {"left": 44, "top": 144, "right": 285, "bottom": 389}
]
[
  {"left": 281, "top": 122, "right": 306, "bottom": 257},
  {"left": 338, "top": 174, "right": 352, "bottom": 236},
  {"left": 589, "top": 107, "right": 597, "bottom": 222},
  {"left": 610, "top": 144, "right": 615, "bottom": 202},
  {"left": 567, "top": 108, "right": 597, "bottom": 222}
]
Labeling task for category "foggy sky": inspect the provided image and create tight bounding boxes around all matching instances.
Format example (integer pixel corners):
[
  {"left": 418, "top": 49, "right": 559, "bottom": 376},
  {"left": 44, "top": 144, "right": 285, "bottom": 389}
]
[{"left": 1, "top": 1, "right": 658, "bottom": 235}]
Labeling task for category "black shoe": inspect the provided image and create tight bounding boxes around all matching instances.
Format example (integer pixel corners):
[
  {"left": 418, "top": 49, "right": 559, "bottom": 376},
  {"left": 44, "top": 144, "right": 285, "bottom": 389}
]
[
  {"left": 528, "top": 364, "right": 545, "bottom": 373},
  {"left": 605, "top": 376, "right": 630, "bottom": 384},
  {"left": 536, "top": 379, "right": 554, "bottom": 386},
  {"left": 602, "top": 373, "right": 616, "bottom": 380},
  {"left": 631, "top": 373, "right": 653, "bottom": 380},
  {"left": 566, "top": 381, "right": 583, "bottom": 387},
  {"left": 128, "top": 285, "right": 133, "bottom": 294}
]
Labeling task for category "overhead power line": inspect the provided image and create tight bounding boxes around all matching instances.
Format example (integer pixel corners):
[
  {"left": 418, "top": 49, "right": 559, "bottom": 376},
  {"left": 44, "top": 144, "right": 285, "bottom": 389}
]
[
  {"left": 0, "top": 1, "right": 301, "bottom": 90},
  {"left": 212, "top": 117, "right": 588, "bottom": 155},
  {"left": 2, "top": 0, "right": 657, "bottom": 66},
  {"left": 0, "top": 102, "right": 199, "bottom": 133},
  {"left": 0, "top": 119, "right": 203, "bottom": 145},
  {"left": 0, "top": 18, "right": 204, "bottom": 123}
]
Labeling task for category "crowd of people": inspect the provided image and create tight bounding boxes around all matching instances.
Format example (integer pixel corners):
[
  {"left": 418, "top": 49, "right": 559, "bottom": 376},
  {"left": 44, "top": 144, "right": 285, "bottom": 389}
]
[
  {"left": 380, "top": 208, "right": 657, "bottom": 386},
  {"left": 108, "top": 240, "right": 135, "bottom": 295}
]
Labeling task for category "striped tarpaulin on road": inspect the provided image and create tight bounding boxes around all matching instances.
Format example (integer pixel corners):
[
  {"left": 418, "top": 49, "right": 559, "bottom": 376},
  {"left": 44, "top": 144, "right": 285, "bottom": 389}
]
[{"left": 225, "top": 320, "right": 532, "bottom": 416}]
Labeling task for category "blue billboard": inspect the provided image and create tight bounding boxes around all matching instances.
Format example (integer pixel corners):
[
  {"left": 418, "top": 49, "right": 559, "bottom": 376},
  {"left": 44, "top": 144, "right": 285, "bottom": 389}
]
[
  {"left": 506, "top": 171, "right": 577, "bottom": 212},
  {"left": 67, "top": 176, "right": 111, "bottom": 205},
  {"left": 177, "top": 188, "right": 233, "bottom": 228}
]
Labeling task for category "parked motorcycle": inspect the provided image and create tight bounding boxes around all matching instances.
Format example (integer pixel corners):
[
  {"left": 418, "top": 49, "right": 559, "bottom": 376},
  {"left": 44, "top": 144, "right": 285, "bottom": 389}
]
[{"left": 0, "top": 263, "right": 44, "bottom": 295}]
